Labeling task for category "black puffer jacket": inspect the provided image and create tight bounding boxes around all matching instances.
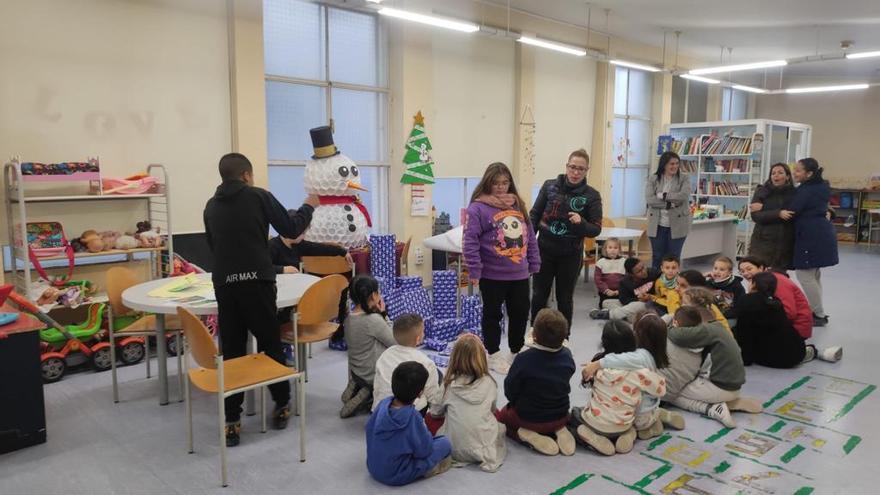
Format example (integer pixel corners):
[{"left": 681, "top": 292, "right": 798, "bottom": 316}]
[
  {"left": 529, "top": 175, "right": 602, "bottom": 256},
  {"left": 748, "top": 183, "right": 794, "bottom": 270}
]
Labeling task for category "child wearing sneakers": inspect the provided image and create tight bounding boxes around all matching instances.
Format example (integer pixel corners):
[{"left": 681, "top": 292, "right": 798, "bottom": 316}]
[
  {"left": 574, "top": 320, "right": 667, "bottom": 456},
  {"left": 664, "top": 306, "right": 762, "bottom": 428},
  {"left": 648, "top": 255, "right": 681, "bottom": 316},
  {"left": 429, "top": 333, "right": 507, "bottom": 473},
  {"left": 592, "top": 257, "right": 658, "bottom": 321},
  {"left": 496, "top": 309, "right": 576, "bottom": 457},
  {"left": 340, "top": 275, "right": 396, "bottom": 418},
  {"left": 373, "top": 314, "right": 442, "bottom": 413},
  {"left": 706, "top": 256, "right": 745, "bottom": 319},
  {"left": 581, "top": 313, "right": 685, "bottom": 440},
  {"left": 366, "top": 362, "right": 452, "bottom": 486},
  {"left": 593, "top": 237, "right": 626, "bottom": 311}
]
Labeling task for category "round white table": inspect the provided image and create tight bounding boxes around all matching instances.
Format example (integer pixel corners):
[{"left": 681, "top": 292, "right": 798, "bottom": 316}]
[
  {"left": 595, "top": 227, "right": 644, "bottom": 256},
  {"left": 123, "top": 273, "right": 320, "bottom": 405}
]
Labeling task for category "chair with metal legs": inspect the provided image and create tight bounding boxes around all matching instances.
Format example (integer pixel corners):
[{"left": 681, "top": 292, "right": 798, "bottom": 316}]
[{"left": 178, "top": 306, "right": 305, "bottom": 487}]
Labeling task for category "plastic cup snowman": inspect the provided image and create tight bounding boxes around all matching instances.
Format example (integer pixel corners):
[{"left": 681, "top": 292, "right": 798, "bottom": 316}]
[{"left": 302, "top": 126, "right": 372, "bottom": 248}]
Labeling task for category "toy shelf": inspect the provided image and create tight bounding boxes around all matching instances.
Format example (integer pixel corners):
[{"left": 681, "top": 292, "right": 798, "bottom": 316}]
[{"left": 4, "top": 157, "right": 174, "bottom": 299}]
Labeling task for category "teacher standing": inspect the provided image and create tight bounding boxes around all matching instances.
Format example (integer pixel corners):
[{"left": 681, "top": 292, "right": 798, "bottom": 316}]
[
  {"left": 529, "top": 149, "right": 603, "bottom": 332},
  {"left": 645, "top": 151, "right": 691, "bottom": 270},
  {"left": 747, "top": 163, "right": 795, "bottom": 270},
  {"left": 781, "top": 158, "right": 838, "bottom": 327}
]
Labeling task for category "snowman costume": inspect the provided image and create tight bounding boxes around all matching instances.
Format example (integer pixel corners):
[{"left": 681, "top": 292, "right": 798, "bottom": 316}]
[{"left": 304, "top": 126, "right": 372, "bottom": 249}]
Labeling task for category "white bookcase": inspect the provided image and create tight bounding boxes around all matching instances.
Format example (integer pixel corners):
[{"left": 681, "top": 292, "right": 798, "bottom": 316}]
[{"left": 663, "top": 119, "right": 812, "bottom": 255}]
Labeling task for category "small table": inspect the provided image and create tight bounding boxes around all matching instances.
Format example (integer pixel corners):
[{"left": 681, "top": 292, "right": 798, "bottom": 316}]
[
  {"left": 0, "top": 305, "right": 48, "bottom": 453},
  {"left": 122, "top": 273, "right": 320, "bottom": 406},
  {"left": 595, "top": 227, "right": 644, "bottom": 257}
]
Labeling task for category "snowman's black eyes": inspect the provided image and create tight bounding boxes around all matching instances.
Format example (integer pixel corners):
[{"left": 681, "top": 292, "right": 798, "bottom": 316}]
[
  {"left": 338, "top": 166, "right": 350, "bottom": 177},
  {"left": 351, "top": 166, "right": 359, "bottom": 177}
]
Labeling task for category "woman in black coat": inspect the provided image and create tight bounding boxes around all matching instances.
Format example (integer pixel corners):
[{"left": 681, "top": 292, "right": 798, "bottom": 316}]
[
  {"left": 781, "top": 158, "right": 839, "bottom": 326},
  {"left": 734, "top": 272, "right": 807, "bottom": 368},
  {"left": 748, "top": 163, "right": 795, "bottom": 270}
]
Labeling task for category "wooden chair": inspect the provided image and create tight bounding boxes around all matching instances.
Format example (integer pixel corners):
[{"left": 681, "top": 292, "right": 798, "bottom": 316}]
[
  {"left": 280, "top": 274, "right": 348, "bottom": 381},
  {"left": 106, "top": 266, "right": 183, "bottom": 403},
  {"left": 178, "top": 307, "right": 304, "bottom": 488},
  {"left": 299, "top": 256, "right": 355, "bottom": 277},
  {"left": 400, "top": 236, "right": 412, "bottom": 276}
]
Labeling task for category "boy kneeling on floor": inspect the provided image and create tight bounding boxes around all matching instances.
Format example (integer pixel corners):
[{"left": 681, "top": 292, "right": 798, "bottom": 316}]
[
  {"left": 495, "top": 308, "right": 576, "bottom": 456},
  {"left": 366, "top": 361, "right": 452, "bottom": 486}
]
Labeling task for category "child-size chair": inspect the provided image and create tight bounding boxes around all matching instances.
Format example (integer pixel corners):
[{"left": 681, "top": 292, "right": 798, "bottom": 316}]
[{"left": 177, "top": 306, "right": 305, "bottom": 488}]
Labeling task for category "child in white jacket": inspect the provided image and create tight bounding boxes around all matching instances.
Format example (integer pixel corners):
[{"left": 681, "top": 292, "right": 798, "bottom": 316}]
[
  {"left": 373, "top": 314, "right": 442, "bottom": 412},
  {"left": 429, "top": 333, "right": 506, "bottom": 472}
]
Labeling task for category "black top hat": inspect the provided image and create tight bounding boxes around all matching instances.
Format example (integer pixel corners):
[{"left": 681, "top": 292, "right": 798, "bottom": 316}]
[{"left": 309, "top": 126, "right": 340, "bottom": 159}]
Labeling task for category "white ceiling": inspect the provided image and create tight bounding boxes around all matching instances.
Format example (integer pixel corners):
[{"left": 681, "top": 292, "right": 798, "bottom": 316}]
[{"left": 480, "top": 0, "right": 880, "bottom": 80}]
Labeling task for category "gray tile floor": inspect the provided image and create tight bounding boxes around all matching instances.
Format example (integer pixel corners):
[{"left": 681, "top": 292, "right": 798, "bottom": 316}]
[{"left": 1, "top": 245, "right": 878, "bottom": 494}]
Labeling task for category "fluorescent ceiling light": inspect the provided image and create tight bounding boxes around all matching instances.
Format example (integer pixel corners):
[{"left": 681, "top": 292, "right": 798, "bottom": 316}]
[
  {"left": 681, "top": 74, "right": 720, "bottom": 84},
  {"left": 690, "top": 60, "right": 787, "bottom": 75},
  {"left": 365, "top": 0, "right": 381, "bottom": 3},
  {"left": 846, "top": 50, "right": 880, "bottom": 59},
  {"left": 378, "top": 7, "right": 479, "bottom": 33},
  {"left": 517, "top": 36, "right": 586, "bottom": 56},
  {"left": 610, "top": 59, "right": 661, "bottom": 72},
  {"left": 785, "top": 83, "right": 869, "bottom": 94},
  {"left": 732, "top": 84, "right": 768, "bottom": 94}
]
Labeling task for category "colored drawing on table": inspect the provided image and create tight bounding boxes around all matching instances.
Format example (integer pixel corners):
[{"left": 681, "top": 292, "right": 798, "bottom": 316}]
[{"left": 763, "top": 374, "right": 876, "bottom": 425}]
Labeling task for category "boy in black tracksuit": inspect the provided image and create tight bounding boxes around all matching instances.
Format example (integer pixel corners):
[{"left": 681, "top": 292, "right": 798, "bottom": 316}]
[
  {"left": 529, "top": 161, "right": 603, "bottom": 331},
  {"left": 203, "top": 153, "right": 319, "bottom": 446}
]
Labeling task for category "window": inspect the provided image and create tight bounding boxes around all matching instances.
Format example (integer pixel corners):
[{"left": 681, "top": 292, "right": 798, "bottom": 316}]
[
  {"left": 263, "top": 0, "right": 389, "bottom": 231},
  {"left": 433, "top": 177, "right": 481, "bottom": 227},
  {"left": 611, "top": 66, "right": 653, "bottom": 218},
  {"left": 721, "top": 87, "right": 748, "bottom": 121}
]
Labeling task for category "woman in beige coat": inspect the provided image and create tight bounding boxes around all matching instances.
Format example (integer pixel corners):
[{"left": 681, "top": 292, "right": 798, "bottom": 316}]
[
  {"left": 429, "top": 334, "right": 507, "bottom": 472},
  {"left": 645, "top": 151, "right": 692, "bottom": 269}
]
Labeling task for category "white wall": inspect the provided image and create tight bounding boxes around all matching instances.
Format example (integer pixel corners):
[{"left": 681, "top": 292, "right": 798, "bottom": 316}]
[
  {"left": 756, "top": 87, "right": 880, "bottom": 180},
  {"left": 534, "top": 51, "right": 597, "bottom": 190},
  {"left": 0, "top": 0, "right": 231, "bottom": 236}
]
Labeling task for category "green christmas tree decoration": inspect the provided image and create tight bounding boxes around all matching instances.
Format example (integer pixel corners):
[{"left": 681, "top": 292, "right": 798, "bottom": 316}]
[{"left": 401, "top": 111, "right": 435, "bottom": 184}]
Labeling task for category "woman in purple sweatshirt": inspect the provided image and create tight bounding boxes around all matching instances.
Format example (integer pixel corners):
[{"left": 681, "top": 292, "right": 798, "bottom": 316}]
[{"left": 463, "top": 162, "right": 540, "bottom": 374}]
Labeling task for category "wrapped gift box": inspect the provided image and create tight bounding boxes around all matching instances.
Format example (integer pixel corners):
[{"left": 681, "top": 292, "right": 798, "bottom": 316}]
[
  {"left": 432, "top": 270, "right": 458, "bottom": 319},
  {"left": 395, "top": 276, "right": 423, "bottom": 291},
  {"left": 385, "top": 287, "right": 433, "bottom": 323},
  {"left": 430, "top": 352, "right": 449, "bottom": 368},
  {"left": 369, "top": 234, "right": 397, "bottom": 280}
]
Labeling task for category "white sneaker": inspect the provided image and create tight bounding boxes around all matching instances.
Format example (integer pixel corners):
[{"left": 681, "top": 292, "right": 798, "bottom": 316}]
[
  {"left": 706, "top": 402, "right": 737, "bottom": 428},
  {"left": 489, "top": 351, "right": 510, "bottom": 374},
  {"left": 819, "top": 346, "right": 843, "bottom": 362}
]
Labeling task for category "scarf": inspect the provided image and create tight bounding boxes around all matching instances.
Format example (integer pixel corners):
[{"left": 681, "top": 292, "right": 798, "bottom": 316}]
[
  {"left": 660, "top": 273, "right": 677, "bottom": 289},
  {"left": 318, "top": 195, "right": 372, "bottom": 227},
  {"left": 476, "top": 193, "right": 518, "bottom": 210}
]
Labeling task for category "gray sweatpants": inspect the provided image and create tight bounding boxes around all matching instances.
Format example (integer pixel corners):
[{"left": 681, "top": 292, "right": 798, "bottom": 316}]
[
  {"left": 609, "top": 301, "right": 647, "bottom": 322},
  {"left": 667, "top": 377, "right": 740, "bottom": 414},
  {"left": 796, "top": 268, "right": 825, "bottom": 318}
]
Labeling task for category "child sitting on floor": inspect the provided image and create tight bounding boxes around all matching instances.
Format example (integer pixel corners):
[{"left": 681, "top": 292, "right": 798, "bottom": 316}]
[
  {"left": 681, "top": 286, "right": 732, "bottom": 334},
  {"left": 373, "top": 314, "right": 442, "bottom": 413},
  {"left": 664, "top": 306, "right": 762, "bottom": 428},
  {"left": 593, "top": 237, "right": 626, "bottom": 311},
  {"left": 366, "top": 362, "right": 452, "bottom": 486},
  {"left": 648, "top": 255, "right": 681, "bottom": 316},
  {"left": 581, "top": 312, "right": 685, "bottom": 441},
  {"left": 340, "top": 275, "right": 396, "bottom": 418},
  {"left": 591, "top": 257, "right": 658, "bottom": 321},
  {"left": 706, "top": 256, "right": 745, "bottom": 320},
  {"left": 429, "top": 333, "right": 507, "bottom": 473},
  {"left": 496, "top": 308, "right": 576, "bottom": 457}
]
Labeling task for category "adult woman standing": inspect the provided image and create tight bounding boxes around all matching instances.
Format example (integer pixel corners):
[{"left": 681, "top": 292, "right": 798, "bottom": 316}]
[
  {"left": 645, "top": 151, "right": 692, "bottom": 269},
  {"left": 781, "top": 158, "right": 838, "bottom": 326},
  {"left": 748, "top": 163, "right": 795, "bottom": 270},
  {"left": 529, "top": 149, "right": 603, "bottom": 331},
  {"left": 463, "top": 162, "right": 540, "bottom": 374}
]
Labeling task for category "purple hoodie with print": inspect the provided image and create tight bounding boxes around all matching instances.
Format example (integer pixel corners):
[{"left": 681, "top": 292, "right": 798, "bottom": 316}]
[{"left": 463, "top": 201, "right": 540, "bottom": 281}]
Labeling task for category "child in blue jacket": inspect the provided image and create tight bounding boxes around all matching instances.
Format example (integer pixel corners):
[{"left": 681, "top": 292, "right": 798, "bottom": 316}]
[{"left": 365, "top": 361, "right": 452, "bottom": 486}]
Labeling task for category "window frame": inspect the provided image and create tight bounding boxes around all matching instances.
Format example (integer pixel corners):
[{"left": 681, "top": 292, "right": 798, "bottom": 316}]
[
  {"left": 264, "top": 1, "right": 391, "bottom": 232},
  {"left": 611, "top": 66, "right": 653, "bottom": 218}
]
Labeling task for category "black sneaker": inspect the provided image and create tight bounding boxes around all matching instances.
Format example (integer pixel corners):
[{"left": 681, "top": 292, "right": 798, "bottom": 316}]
[
  {"left": 225, "top": 422, "right": 241, "bottom": 447},
  {"left": 273, "top": 403, "right": 292, "bottom": 430},
  {"left": 812, "top": 314, "right": 828, "bottom": 327},
  {"left": 589, "top": 309, "right": 610, "bottom": 320}
]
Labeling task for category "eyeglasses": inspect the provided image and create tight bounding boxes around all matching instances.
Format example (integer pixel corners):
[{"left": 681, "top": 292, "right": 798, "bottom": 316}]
[{"left": 566, "top": 164, "right": 588, "bottom": 173}]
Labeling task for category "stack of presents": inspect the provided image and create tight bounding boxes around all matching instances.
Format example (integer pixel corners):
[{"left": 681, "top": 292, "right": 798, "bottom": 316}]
[{"left": 369, "top": 234, "right": 485, "bottom": 368}]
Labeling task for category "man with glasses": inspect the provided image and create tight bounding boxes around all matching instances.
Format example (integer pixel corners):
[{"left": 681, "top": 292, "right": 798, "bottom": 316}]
[{"left": 529, "top": 149, "right": 603, "bottom": 334}]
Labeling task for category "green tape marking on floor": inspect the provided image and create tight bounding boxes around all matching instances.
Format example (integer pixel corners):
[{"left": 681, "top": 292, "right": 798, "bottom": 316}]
[
  {"left": 549, "top": 473, "right": 594, "bottom": 495},
  {"left": 713, "top": 461, "right": 731, "bottom": 474},
  {"left": 781, "top": 444, "right": 806, "bottom": 463},
  {"left": 646, "top": 433, "right": 672, "bottom": 451},
  {"left": 746, "top": 428, "right": 784, "bottom": 442},
  {"left": 634, "top": 463, "right": 673, "bottom": 488},
  {"left": 843, "top": 435, "right": 862, "bottom": 455},
  {"left": 725, "top": 450, "right": 812, "bottom": 479},
  {"left": 767, "top": 420, "right": 787, "bottom": 433},
  {"left": 705, "top": 427, "right": 733, "bottom": 443},
  {"left": 831, "top": 384, "right": 877, "bottom": 422},
  {"left": 794, "top": 487, "right": 815, "bottom": 495},
  {"left": 600, "top": 475, "right": 654, "bottom": 495},
  {"left": 763, "top": 375, "right": 812, "bottom": 408}
]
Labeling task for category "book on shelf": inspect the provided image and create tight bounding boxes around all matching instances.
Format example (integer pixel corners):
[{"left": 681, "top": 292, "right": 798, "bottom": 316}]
[
  {"left": 699, "top": 179, "right": 746, "bottom": 196},
  {"left": 681, "top": 159, "right": 699, "bottom": 173},
  {"left": 704, "top": 158, "right": 748, "bottom": 173},
  {"left": 700, "top": 132, "right": 753, "bottom": 155},
  {"left": 657, "top": 135, "right": 675, "bottom": 154}
]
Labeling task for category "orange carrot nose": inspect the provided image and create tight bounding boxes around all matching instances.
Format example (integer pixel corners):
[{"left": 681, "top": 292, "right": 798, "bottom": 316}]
[{"left": 347, "top": 181, "right": 368, "bottom": 192}]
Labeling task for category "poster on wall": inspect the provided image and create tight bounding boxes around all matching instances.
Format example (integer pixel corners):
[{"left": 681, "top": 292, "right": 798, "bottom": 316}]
[
  {"left": 410, "top": 184, "right": 429, "bottom": 217},
  {"left": 401, "top": 111, "right": 435, "bottom": 185}
]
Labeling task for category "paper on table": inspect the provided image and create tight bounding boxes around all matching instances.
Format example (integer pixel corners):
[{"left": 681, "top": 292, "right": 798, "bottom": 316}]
[{"left": 148, "top": 274, "right": 214, "bottom": 298}]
